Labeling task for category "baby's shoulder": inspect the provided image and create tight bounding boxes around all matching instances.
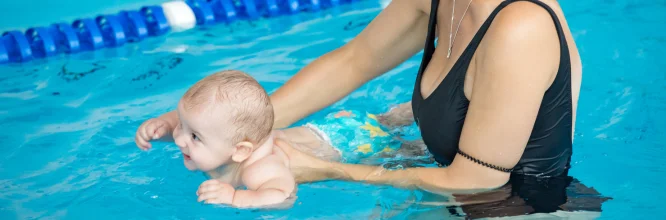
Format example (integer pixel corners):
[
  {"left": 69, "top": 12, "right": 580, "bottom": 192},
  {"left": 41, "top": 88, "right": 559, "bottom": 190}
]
[
  {"left": 247, "top": 154, "right": 289, "bottom": 175},
  {"left": 242, "top": 155, "right": 292, "bottom": 188}
]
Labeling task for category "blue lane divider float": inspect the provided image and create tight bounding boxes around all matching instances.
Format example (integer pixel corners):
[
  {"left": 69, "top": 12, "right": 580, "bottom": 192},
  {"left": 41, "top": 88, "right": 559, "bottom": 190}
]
[
  {"left": 239, "top": 0, "right": 260, "bottom": 19},
  {"left": 25, "top": 27, "right": 57, "bottom": 58},
  {"left": 118, "top": 10, "right": 149, "bottom": 42},
  {"left": 49, "top": 23, "right": 81, "bottom": 53},
  {"left": 1, "top": 0, "right": 361, "bottom": 64},
  {"left": 0, "top": 37, "right": 9, "bottom": 64},
  {"left": 304, "top": 0, "right": 322, "bottom": 11},
  {"left": 187, "top": 0, "right": 216, "bottom": 25},
  {"left": 97, "top": 15, "right": 127, "bottom": 47},
  {"left": 260, "top": 0, "right": 281, "bottom": 17},
  {"left": 141, "top": 6, "right": 171, "bottom": 36},
  {"left": 282, "top": 0, "right": 300, "bottom": 14},
  {"left": 72, "top": 18, "right": 105, "bottom": 51},
  {"left": 209, "top": 0, "right": 238, "bottom": 23},
  {"left": 2, "top": 31, "right": 33, "bottom": 62}
]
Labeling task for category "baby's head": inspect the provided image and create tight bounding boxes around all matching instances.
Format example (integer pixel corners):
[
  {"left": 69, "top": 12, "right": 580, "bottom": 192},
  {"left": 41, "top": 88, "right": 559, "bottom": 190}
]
[{"left": 174, "top": 70, "right": 274, "bottom": 171}]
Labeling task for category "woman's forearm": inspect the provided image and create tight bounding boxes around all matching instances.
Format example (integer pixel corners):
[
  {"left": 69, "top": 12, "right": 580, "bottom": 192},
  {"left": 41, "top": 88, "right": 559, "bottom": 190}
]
[
  {"left": 316, "top": 162, "right": 495, "bottom": 194},
  {"left": 327, "top": 162, "right": 424, "bottom": 189},
  {"left": 270, "top": 47, "right": 370, "bottom": 128},
  {"left": 274, "top": 138, "right": 504, "bottom": 193}
]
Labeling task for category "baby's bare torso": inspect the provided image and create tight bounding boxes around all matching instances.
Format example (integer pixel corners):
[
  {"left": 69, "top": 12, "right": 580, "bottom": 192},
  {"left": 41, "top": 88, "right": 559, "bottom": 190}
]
[
  {"left": 205, "top": 128, "right": 338, "bottom": 187},
  {"left": 275, "top": 127, "right": 342, "bottom": 162}
]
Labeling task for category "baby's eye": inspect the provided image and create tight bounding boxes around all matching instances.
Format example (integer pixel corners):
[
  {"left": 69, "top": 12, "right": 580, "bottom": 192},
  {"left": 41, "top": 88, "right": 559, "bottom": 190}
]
[{"left": 192, "top": 133, "right": 200, "bottom": 141}]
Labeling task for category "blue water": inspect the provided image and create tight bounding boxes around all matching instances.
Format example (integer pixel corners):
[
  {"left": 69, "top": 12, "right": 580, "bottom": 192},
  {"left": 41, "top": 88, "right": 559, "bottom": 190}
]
[{"left": 1, "top": 0, "right": 664, "bottom": 219}]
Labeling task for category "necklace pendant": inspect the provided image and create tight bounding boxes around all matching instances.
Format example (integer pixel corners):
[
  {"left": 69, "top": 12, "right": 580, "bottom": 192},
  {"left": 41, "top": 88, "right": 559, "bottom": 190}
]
[{"left": 447, "top": 47, "right": 452, "bottom": 58}]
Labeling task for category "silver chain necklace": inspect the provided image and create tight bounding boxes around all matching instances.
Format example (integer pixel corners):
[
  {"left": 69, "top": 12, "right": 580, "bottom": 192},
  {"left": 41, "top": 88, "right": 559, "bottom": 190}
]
[{"left": 448, "top": 0, "right": 474, "bottom": 58}]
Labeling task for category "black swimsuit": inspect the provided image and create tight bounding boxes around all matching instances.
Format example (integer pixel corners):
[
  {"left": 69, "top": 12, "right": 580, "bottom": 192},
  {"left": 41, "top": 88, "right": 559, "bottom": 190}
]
[
  {"left": 411, "top": 0, "right": 573, "bottom": 177},
  {"left": 406, "top": 2, "right": 612, "bottom": 216}
]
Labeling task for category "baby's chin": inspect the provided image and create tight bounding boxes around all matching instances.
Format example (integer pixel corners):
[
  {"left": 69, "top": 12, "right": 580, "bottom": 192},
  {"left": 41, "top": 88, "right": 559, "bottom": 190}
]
[
  {"left": 183, "top": 160, "right": 199, "bottom": 171},
  {"left": 183, "top": 159, "right": 221, "bottom": 172}
]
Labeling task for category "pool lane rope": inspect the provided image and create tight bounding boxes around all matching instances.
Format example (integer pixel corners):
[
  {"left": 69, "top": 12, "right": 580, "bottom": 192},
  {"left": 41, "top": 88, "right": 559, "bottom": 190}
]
[{"left": 0, "top": 0, "right": 357, "bottom": 64}]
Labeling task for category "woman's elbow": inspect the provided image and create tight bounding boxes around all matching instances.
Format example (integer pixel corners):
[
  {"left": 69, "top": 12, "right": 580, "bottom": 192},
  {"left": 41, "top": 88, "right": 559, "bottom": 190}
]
[
  {"left": 416, "top": 167, "right": 509, "bottom": 192},
  {"left": 447, "top": 163, "right": 511, "bottom": 190}
]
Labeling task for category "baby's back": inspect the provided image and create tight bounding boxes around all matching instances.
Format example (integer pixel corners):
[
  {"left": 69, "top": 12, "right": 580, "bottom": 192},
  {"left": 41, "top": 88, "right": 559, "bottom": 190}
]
[{"left": 275, "top": 128, "right": 342, "bottom": 162}]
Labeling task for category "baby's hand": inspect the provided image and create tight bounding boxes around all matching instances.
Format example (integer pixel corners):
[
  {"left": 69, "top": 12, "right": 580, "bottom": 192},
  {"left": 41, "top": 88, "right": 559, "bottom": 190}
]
[
  {"left": 197, "top": 179, "right": 235, "bottom": 205},
  {"left": 135, "top": 118, "right": 172, "bottom": 150}
]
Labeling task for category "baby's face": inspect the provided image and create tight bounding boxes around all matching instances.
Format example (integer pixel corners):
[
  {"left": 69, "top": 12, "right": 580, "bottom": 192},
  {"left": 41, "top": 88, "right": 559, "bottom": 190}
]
[{"left": 173, "top": 102, "right": 234, "bottom": 171}]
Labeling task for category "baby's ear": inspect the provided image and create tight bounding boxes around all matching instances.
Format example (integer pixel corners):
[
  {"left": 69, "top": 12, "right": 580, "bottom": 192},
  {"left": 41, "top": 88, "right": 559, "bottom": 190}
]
[{"left": 231, "top": 141, "right": 254, "bottom": 162}]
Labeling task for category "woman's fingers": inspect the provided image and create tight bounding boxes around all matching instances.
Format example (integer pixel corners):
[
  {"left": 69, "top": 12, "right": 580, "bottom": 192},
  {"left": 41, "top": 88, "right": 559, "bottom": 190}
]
[
  {"left": 275, "top": 138, "right": 323, "bottom": 163},
  {"left": 273, "top": 138, "right": 295, "bottom": 153},
  {"left": 274, "top": 138, "right": 331, "bottom": 184}
]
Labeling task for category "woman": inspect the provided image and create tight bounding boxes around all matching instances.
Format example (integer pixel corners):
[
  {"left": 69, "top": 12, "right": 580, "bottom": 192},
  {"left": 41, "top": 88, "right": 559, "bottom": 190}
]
[{"left": 270, "top": 0, "right": 600, "bottom": 216}]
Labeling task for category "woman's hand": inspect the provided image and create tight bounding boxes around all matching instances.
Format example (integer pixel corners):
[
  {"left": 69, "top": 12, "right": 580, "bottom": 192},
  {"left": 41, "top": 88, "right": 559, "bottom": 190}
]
[
  {"left": 273, "top": 138, "right": 335, "bottom": 183},
  {"left": 377, "top": 101, "right": 414, "bottom": 128}
]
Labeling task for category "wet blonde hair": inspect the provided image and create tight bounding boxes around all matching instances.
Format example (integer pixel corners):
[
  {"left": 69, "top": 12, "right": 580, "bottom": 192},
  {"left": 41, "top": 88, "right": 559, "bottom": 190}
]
[{"left": 181, "top": 70, "right": 274, "bottom": 144}]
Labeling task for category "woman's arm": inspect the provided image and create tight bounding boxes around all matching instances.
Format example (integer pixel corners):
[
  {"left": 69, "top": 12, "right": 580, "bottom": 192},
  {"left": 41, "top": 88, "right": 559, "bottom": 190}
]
[
  {"left": 276, "top": 3, "right": 562, "bottom": 192},
  {"left": 270, "top": 0, "right": 430, "bottom": 128},
  {"left": 275, "top": 138, "right": 494, "bottom": 192}
]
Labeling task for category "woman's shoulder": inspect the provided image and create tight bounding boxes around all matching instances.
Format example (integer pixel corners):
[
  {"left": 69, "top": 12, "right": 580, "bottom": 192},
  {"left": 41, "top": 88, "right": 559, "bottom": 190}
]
[
  {"left": 472, "top": 1, "right": 564, "bottom": 91},
  {"left": 489, "top": 1, "right": 562, "bottom": 41},
  {"left": 477, "top": 1, "right": 563, "bottom": 75},
  {"left": 393, "top": 0, "right": 432, "bottom": 15}
]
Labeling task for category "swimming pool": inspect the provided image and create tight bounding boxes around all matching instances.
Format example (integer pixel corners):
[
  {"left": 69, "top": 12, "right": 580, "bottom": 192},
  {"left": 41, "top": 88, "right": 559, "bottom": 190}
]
[{"left": 1, "top": 0, "right": 664, "bottom": 219}]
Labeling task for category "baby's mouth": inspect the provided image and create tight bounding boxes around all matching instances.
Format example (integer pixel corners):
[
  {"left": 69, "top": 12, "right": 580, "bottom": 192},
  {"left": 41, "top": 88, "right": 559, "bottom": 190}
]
[{"left": 183, "top": 153, "right": 192, "bottom": 160}]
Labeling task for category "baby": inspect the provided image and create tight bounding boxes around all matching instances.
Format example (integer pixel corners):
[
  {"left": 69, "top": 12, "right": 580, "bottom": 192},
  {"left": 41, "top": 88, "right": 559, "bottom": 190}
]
[{"left": 134, "top": 70, "right": 415, "bottom": 208}]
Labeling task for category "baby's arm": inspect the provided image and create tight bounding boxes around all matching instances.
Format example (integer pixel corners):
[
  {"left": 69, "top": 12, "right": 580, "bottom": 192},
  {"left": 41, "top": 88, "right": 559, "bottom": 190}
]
[
  {"left": 135, "top": 111, "right": 180, "bottom": 150},
  {"left": 197, "top": 156, "right": 295, "bottom": 208},
  {"left": 233, "top": 166, "right": 295, "bottom": 208}
]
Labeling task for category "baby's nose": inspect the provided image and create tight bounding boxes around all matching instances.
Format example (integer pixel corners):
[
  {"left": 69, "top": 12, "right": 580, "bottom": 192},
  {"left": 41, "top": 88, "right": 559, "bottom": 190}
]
[{"left": 174, "top": 137, "right": 187, "bottom": 148}]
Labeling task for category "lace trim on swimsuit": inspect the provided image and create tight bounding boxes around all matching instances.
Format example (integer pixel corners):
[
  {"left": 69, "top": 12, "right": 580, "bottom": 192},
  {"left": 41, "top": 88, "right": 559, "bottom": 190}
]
[{"left": 457, "top": 149, "right": 514, "bottom": 173}]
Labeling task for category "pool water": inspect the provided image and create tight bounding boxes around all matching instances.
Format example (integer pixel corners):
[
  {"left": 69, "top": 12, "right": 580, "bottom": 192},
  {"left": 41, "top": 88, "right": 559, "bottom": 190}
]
[{"left": 1, "top": 0, "right": 664, "bottom": 219}]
